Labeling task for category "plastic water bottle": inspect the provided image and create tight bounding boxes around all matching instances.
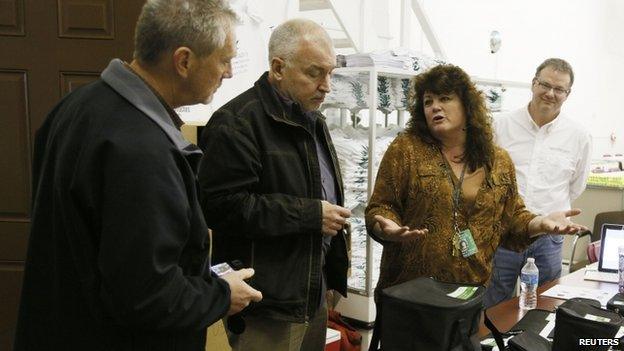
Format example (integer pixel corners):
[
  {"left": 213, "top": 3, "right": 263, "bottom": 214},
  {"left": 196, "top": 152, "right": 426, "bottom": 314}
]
[{"left": 519, "top": 257, "right": 539, "bottom": 310}]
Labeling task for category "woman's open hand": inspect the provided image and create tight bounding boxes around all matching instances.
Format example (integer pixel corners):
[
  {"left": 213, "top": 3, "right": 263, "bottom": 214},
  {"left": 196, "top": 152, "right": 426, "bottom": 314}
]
[
  {"left": 529, "top": 208, "right": 588, "bottom": 236},
  {"left": 374, "top": 215, "right": 428, "bottom": 242}
]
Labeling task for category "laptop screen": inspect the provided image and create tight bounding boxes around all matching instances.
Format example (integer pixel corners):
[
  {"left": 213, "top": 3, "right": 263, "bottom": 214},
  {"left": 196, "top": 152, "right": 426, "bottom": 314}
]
[{"left": 599, "top": 223, "right": 624, "bottom": 273}]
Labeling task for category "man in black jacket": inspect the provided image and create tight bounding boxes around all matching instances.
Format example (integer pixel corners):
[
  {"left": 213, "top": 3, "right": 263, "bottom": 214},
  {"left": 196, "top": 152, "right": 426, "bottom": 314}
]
[
  {"left": 198, "top": 19, "right": 351, "bottom": 351},
  {"left": 14, "top": 1, "right": 261, "bottom": 350}
]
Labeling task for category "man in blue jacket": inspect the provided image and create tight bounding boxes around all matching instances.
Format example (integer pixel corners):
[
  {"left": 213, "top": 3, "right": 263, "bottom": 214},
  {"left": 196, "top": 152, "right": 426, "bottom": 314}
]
[
  {"left": 198, "top": 19, "right": 351, "bottom": 351},
  {"left": 14, "top": 1, "right": 261, "bottom": 350}
]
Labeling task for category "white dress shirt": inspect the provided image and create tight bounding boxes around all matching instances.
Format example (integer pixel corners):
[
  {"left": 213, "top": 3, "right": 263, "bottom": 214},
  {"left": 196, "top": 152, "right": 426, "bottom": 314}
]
[{"left": 494, "top": 105, "right": 592, "bottom": 215}]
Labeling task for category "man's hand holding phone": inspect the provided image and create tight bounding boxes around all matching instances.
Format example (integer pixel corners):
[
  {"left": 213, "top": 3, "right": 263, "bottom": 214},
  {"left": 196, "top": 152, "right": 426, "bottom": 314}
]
[{"left": 219, "top": 268, "right": 263, "bottom": 315}]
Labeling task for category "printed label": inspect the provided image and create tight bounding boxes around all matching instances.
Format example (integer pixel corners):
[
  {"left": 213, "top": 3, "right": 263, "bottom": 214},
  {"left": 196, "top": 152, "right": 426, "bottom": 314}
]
[
  {"left": 447, "top": 286, "right": 478, "bottom": 300},
  {"left": 521, "top": 272, "right": 538, "bottom": 286},
  {"left": 584, "top": 314, "right": 611, "bottom": 323},
  {"left": 479, "top": 338, "right": 497, "bottom": 347}
]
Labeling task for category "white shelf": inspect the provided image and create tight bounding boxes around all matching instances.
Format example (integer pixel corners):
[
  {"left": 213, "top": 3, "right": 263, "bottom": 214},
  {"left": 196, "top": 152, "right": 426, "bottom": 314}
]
[
  {"left": 472, "top": 76, "right": 531, "bottom": 89},
  {"left": 333, "top": 68, "right": 530, "bottom": 89},
  {"left": 333, "top": 66, "right": 418, "bottom": 78},
  {"left": 335, "top": 293, "right": 376, "bottom": 326}
]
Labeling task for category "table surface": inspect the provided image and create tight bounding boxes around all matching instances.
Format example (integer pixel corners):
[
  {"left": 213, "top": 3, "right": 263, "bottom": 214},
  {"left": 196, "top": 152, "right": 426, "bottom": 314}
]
[{"left": 478, "top": 267, "right": 619, "bottom": 337}]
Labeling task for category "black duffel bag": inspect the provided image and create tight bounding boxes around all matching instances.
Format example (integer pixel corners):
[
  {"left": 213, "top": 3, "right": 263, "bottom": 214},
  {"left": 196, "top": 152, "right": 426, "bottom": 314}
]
[
  {"left": 379, "top": 277, "right": 485, "bottom": 351},
  {"left": 552, "top": 298, "right": 622, "bottom": 351},
  {"left": 507, "top": 330, "right": 552, "bottom": 351},
  {"left": 607, "top": 293, "right": 624, "bottom": 317},
  {"left": 483, "top": 309, "right": 554, "bottom": 351}
]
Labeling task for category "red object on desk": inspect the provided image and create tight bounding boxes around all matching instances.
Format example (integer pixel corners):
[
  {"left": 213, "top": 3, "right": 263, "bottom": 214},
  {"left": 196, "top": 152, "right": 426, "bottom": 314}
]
[
  {"left": 325, "top": 328, "right": 341, "bottom": 351},
  {"left": 479, "top": 266, "right": 619, "bottom": 337},
  {"left": 587, "top": 240, "right": 601, "bottom": 263},
  {"left": 327, "top": 309, "right": 361, "bottom": 351}
]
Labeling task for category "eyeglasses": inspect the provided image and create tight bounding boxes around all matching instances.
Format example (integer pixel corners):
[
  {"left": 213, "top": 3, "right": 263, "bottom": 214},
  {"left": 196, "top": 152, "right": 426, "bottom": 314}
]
[{"left": 533, "top": 78, "right": 570, "bottom": 97}]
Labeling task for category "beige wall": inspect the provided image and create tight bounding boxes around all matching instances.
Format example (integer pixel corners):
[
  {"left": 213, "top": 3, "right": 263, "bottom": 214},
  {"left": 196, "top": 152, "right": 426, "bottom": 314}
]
[{"left": 181, "top": 125, "right": 198, "bottom": 145}]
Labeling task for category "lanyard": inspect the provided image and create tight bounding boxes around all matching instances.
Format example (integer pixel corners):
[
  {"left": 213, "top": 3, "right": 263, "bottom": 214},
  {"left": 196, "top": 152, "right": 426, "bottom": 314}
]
[{"left": 440, "top": 151, "right": 467, "bottom": 234}]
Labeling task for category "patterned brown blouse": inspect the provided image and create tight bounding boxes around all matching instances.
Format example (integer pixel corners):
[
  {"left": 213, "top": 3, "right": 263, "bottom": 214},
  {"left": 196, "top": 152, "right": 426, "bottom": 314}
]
[{"left": 365, "top": 132, "right": 537, "bottom": 294}]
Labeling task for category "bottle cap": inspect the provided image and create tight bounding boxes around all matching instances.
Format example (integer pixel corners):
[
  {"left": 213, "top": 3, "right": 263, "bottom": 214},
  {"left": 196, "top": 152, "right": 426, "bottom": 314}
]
[{"left": 527, "top": 257, "right": 535, "bottom": 263}]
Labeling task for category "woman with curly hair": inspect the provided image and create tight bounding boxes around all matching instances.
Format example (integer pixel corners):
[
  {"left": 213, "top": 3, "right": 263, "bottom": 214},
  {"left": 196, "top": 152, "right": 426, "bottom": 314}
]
[{"left": 365, "top": 64, "right": 585, "bottom": 296}]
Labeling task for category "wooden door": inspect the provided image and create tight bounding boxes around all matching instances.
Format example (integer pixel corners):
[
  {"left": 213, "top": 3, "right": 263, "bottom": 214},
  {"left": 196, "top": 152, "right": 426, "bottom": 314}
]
[{"left": 0, "top": 1, "right": 144, "bottom": 348}]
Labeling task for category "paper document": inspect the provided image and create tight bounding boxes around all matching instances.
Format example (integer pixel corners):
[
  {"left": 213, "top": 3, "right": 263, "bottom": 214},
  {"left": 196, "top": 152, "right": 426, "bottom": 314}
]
[
  {"left": 541, "top": 284, "right": 615, "bottom": 307},
  {"left": 539, "top": 320, "right": 556, "bottom": 339}
]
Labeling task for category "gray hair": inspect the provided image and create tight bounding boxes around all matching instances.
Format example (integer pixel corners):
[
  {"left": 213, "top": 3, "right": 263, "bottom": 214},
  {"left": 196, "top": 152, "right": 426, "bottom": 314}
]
[
  {"left": 535, "top": 58, "right": 575, "bottom": 87},
  {"left": 134, "top": 0, "right": 238, "bottom": 64},
  {"left": 268, "top": 19, "right": 333, "bottom": 63}
]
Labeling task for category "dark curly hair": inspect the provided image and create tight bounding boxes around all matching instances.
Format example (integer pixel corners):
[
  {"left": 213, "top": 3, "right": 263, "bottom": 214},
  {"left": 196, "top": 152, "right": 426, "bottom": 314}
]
[{"left": 406, "top": 64, "right": 495, "bottom": 172}]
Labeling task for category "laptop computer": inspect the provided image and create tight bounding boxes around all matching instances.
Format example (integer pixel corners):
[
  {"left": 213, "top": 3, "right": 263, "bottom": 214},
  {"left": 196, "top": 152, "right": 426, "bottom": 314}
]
[{"left": 584, "top": 223, "right": 624, "bottom": 283}]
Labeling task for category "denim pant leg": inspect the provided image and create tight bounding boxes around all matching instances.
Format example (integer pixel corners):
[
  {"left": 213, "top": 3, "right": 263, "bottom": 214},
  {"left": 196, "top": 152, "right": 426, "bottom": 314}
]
[
  {"left": 531, "top": 235, "right": 564, "bottom": 284},
  {"left": 484, "top": 247, "right": 526, "bottom": 308}
]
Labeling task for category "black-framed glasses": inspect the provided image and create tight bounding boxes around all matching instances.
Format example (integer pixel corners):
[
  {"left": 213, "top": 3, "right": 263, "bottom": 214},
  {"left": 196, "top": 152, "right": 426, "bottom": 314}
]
[{"left": 533, "top": 78, "right": 570, "bottom": 97}]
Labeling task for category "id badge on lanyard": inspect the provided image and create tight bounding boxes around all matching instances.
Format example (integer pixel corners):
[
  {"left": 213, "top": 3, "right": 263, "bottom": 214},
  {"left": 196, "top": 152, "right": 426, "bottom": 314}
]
[{"left": 446, "top": 157, "right": 478, "bottom": 258}]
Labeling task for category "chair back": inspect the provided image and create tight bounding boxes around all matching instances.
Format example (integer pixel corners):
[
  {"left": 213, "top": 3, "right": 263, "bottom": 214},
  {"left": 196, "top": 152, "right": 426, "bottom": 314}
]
[
  {"left": 592, "top": 211, "right": 624, "bottom": 241},
  {"left": 570, "top": 211, "right": 624, "bottom": 272}
]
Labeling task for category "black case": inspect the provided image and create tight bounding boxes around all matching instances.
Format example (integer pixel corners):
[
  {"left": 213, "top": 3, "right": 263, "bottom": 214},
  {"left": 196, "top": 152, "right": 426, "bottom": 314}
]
[
  {"left": 507, "top": 330, "right": 552, "bottom": 351},
  {"left": 482, "top": 309, "right": 553, "bottom": 351},
  {"left": 608, "top": 293, "right": 624, "bottom": 317},
  {"left": 380, "top": 277, "right": 484, "bottom": 351},
  {"left": 552, "top": 298, "right": 622, "bottom": 351}
]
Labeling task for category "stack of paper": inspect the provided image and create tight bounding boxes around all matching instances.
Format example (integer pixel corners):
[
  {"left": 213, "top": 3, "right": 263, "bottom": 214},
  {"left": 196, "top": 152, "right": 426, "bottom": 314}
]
[
  {"left": 541, "top": 284, "right": 615, "bottom": 307},
  {"left": 345, "top": 48, "right": 443, "bottom": 72}
]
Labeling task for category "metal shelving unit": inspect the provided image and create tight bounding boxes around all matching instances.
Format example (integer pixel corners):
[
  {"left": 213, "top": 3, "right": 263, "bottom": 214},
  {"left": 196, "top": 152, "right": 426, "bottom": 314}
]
[{"left": 330, "top": 66, "right": 417, "bottom": 325}]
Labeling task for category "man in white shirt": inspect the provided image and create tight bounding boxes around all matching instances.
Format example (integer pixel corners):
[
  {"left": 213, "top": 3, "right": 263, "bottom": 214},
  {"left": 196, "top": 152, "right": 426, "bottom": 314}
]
[{"left": 484, "top": 58, "right": 592, "bottom": 308}]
